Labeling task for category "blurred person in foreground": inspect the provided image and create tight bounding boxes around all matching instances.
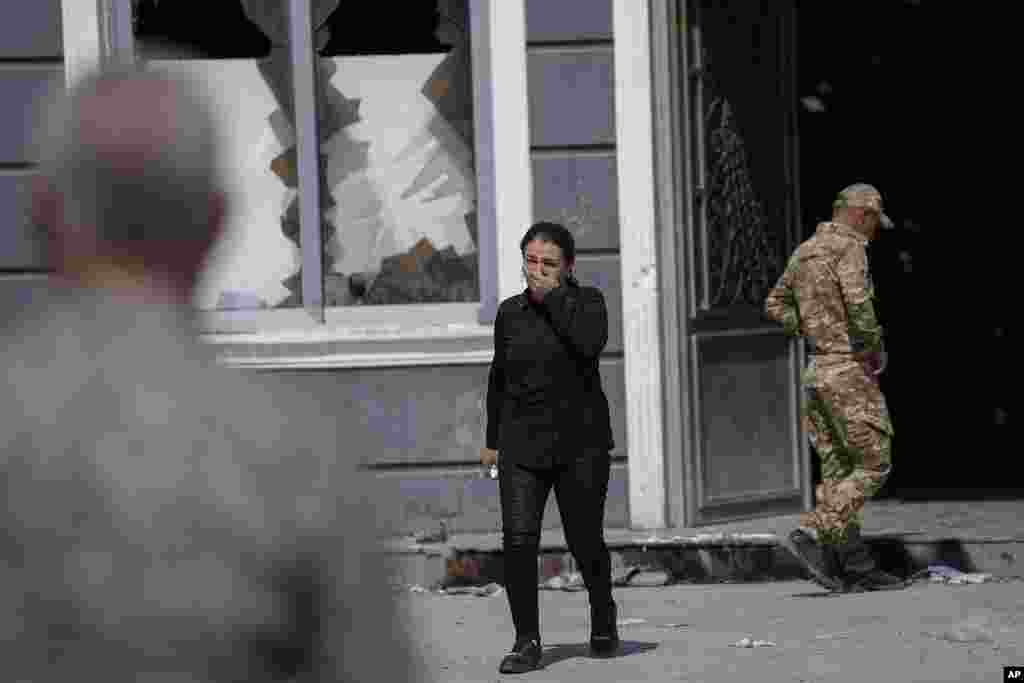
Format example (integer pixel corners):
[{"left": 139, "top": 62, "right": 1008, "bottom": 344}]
[
  {"left": 0, "top": 65, "right": 426, "bottom": 682},
  {"left": 766, "top": 183, "right": 907, "bottom": 593}
]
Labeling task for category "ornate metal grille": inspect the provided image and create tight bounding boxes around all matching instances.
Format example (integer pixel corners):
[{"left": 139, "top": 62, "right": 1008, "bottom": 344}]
[{"left": 703, "top": 95, "right": 782, "bottom": 308}]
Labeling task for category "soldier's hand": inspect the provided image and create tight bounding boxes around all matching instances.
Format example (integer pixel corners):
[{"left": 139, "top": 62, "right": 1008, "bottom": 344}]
[
  {"left": 858, "top": 350, "right": 887, "bottom": 377},
  {"left": 480, "top": 447, "right": 498, "bottom": 467}
]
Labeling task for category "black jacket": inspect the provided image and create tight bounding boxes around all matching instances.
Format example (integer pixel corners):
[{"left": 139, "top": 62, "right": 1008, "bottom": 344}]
[{"left": 485, "top": 283, "right": 614, "bottom": 466}]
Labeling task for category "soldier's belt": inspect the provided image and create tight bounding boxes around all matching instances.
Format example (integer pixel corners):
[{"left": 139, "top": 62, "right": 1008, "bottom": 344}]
[{"left": 805, "top": 343, "right": 857, "bottom": 356}]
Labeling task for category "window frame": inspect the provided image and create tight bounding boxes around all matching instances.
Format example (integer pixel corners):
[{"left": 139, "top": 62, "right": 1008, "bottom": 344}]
[{"left": 62, "top": 0, "right": 533, "bottom": 367}]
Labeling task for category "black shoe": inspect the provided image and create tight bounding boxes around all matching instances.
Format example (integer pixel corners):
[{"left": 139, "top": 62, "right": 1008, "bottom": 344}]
[
  {"left": 781, "top": 529, "right": 843, "bottom": 591},
  {"left": 499, "top": 638, "right": 543, "bottom": 674},
  {"left": 590, "top": 601, "right": 620, "bottom": 657}
]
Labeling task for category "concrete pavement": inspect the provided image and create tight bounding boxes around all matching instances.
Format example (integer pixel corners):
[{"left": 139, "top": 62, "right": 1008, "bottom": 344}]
[{"left": 401, "top": 577, "right": 1024, "bottom": 682}]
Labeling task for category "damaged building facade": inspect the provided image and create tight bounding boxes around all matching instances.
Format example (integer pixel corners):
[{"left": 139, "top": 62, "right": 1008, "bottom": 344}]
[{"left": 1, "top": 0, "right": 809, "bottom": 534}]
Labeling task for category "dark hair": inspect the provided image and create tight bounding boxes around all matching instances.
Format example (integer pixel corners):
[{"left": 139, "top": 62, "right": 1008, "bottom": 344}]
[{"left": 520, "top": 221, "right": 578, "bottom": 284}]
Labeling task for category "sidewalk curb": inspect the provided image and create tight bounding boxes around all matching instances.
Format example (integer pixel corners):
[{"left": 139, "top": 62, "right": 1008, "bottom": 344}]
[{"left": 385, "top": 534, "right": 1024, "bottom": 590}]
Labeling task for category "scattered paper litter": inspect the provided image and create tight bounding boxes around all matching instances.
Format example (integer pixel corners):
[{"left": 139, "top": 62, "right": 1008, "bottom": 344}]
[
  {"left": 925, "top": 564, "right": 993, "bottom": 584},
  {"left": 540, "top": 572, "right": 585, "bottom": 591},
  {"left": 814, "top": 631, "right": 851, "bottom": 640},
  {"left": 732, "top": 637, "right": 776, "bottom": 648},
  {"left": 441, "top": 583, "right": 505, "bottom": 597}
]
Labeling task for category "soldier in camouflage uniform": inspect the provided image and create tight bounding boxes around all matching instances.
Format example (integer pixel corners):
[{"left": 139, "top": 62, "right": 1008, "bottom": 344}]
[{"left": 766, "top": 184, "right": 907, "bottom": 592}]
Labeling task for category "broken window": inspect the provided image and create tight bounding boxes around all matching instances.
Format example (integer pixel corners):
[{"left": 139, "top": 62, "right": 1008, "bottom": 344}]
[{"left": 131, "top": 1, "right": 479, "bottom": 311}]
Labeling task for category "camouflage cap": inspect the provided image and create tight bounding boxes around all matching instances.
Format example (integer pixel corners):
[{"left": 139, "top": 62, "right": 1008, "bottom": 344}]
[{"left": 833, "top": 183, "right": 894, "bottom": 229}]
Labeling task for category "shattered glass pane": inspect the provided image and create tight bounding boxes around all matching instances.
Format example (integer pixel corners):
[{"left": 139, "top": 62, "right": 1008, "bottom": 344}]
[{"left": 132, "top": 0, "right": 479, "bottom": 310}]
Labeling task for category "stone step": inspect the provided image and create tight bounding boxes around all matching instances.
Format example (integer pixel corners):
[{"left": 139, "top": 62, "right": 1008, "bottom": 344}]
[{"left": 386, "top": 534, "right": 1024, "bottom": 591}]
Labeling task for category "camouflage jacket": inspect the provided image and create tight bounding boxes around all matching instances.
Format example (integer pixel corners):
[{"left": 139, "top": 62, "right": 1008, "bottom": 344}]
[{"left": 765, "top": 221, "right": 884, "bottom": 355}]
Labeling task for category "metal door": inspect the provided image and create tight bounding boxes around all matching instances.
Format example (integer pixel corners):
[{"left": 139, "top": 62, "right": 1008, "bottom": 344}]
[{"left": 672, "top": 0, "right": 809, "bottom": 525}]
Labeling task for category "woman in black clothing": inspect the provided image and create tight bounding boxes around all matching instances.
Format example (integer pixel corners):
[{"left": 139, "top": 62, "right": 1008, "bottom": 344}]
[{"left": 481, "top": 222, "right": 618, "bottom": 674}]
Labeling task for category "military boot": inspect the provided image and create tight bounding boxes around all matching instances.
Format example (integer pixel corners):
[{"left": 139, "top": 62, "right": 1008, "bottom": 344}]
[
  {"left": 835, "top": 527, "right": 908, "bottom": 591},
  {"left": 781, "top": 528, "right": 844, "bottom": 591}
]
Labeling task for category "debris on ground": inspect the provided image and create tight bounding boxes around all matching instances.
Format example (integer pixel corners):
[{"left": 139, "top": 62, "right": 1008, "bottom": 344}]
[
  {"left": 637, "top": 532, "right": 777, "bottom": 546},
  {"left": 629, "top": 570, "right": 673, "bottom": 587},
  {"left": 540, "top": 572, "right": 585, "bottom": 591},
  {"left": 936, "top": 627, "right": 994, "bottom": 644},
  {"left": 659, "top": 623, "right": 690, "bottom": 629},
  {"left": 814, "top": 631, "right": 851, "bottom": 640},
  {"left": 399, "top": 582, "right": 504, "bottom": 597},
  {"left": 915, "top": 564, "right": 994, "bottom": 584},
  {"left": 928, "top": 620, "right": 995, "bottom": 644},
  {"left": 618, "top": 618, "right": 648, "bottom": 626},
  {"left": 922, "top": 612, "right": 998, "bottom": 645},
  {"left": 411, "top": 522, "right": 449, "bottom": 544},
  {"left": 612, "top": 567, "right": 641, "bottom": 586},
  {"left": 731, "top": 637, "right": 776, "bottom": 648},
  {"left": 441, "top": 583, "right": 505, "bottom": 597}
]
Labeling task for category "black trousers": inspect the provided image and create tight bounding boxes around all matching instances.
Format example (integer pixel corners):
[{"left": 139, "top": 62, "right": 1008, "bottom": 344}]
[{"left": 498, "top": 447, "right": 613, "bottom": 642}]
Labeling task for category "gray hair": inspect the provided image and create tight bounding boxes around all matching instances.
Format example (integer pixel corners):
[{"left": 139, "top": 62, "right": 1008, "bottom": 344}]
[{"left": 34, "top": 65, "right": 223, "bottom": 248}]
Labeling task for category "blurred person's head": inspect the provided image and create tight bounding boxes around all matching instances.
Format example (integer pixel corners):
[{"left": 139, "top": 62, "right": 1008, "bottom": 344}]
[
  {"left": 831, "top": 183, "right": 893, "bottom": 241},
  {"left": 32, "top": 65, "right": 227, "bottom": 304}
]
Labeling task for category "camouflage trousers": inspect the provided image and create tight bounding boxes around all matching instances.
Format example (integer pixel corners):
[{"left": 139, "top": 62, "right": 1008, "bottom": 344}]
[{"left": 799, "top": 356, "right": 894, "bottom": 546}]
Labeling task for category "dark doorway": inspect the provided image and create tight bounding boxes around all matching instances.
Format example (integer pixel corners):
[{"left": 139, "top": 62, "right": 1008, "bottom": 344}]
[{"left": 795, "top": 2, "right": 1010, "bottom": 498}]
